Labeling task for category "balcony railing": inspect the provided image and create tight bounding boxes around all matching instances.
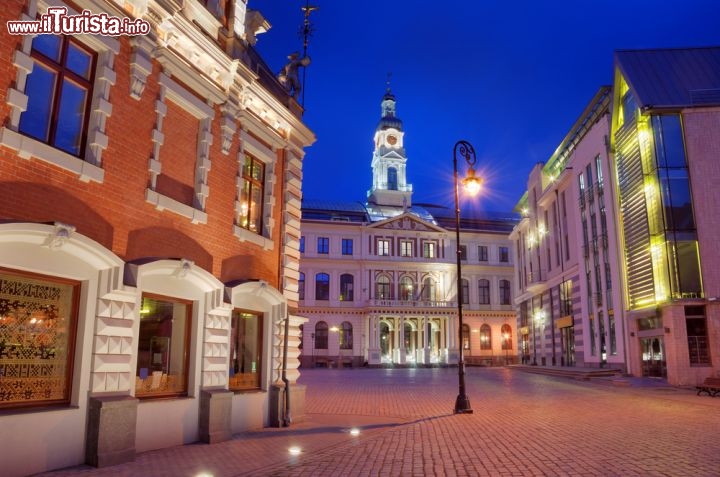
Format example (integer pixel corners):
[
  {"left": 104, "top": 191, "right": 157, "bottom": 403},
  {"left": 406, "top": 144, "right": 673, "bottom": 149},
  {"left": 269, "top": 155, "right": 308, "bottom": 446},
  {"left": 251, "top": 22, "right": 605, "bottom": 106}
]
[{"left": 368, "top": 298, "right": 455, "bottom": 308}]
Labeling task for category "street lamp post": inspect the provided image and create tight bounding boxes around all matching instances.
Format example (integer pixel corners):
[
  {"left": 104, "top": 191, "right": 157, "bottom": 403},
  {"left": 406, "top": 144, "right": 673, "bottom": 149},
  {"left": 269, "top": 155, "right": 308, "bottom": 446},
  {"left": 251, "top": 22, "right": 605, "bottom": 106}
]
[{"left": 453, "top": 140, "right": 482, "bottom": 414}]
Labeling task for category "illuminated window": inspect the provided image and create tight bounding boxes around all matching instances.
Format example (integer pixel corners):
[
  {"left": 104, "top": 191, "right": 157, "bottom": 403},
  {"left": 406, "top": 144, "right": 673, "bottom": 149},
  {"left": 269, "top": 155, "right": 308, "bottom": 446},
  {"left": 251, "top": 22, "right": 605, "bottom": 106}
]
[
  {"left": 423, "top": 241, "right": 436, "bottom": 258},
  {"left": 239, "top": 154, "right": 265, "bottom": 233},
  {"left": 400, "top": 240, "right": 413, "bottom": 257},
  {"left": 136, "top": 295, "right": 191, "bottom": 399},
  {"left": 501, "top": 324, "right": 513, "bottom": 350},
  {"left": 377, "top": 239, "right": 390, "bottom": 256},
  {"left": 339, "top": 321, "right": 353, "bottom": 350},
  {"left": 229, "top": 310, "right": 263, "bottom": 391},
  {"left": 0, "top": 268, "right": 79, "bottom": 409},
  {"left": 399, "top": 276, "right": 414, "bottom": 301},
  {"left": 19, "top": 35, "right": 96, "bottom": 157},
  {"left": 480, "top": 324, "right": 492, "bottom": 350}
]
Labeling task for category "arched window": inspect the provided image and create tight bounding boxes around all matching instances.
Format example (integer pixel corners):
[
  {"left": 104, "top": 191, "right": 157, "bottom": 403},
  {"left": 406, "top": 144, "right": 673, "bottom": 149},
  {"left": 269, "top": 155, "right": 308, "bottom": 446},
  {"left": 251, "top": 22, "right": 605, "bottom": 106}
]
[
  {"left": 480, "top": 324, "right": 491, "bottom": 350},
  {"left": 501, "top": 324, "right": 512, "bottom": 350},
  {"left": 339, "top": 321, "right": 353, "bottom": 349},
  {"left": 399, "top": 276, "right": 414, "bottom": 301},
  {"left": 315, "top": 321, "right": 328, "bottom": 349},
  {"left": 340, "top": 274, "right": 354, "bottom": 301},
  {"left": 298, "top": 272, "right": 305, "bottom": 301},
  {"left": 375, "top": 275, "right": 392, "bottom": 299},
  {"left": 462, "top": 324, "right": 471, "bottom": 350},
  {"left": 478, "top": 279, "right": 490, "bottom": 305},
  {"left": 388, "top": 167, "right": 398, "bottom": 190},
  {"left": 461, "top": 278, "right": 470, "bottom": 304},
  {"left": 500, "top": 279, "right": 511, "bottom": 305},
  {"left": 315, "top": 273, "right": 329, "bottom": 300},
  {"left": 421, "top": 276, "right": 437, "bottom": 301}
]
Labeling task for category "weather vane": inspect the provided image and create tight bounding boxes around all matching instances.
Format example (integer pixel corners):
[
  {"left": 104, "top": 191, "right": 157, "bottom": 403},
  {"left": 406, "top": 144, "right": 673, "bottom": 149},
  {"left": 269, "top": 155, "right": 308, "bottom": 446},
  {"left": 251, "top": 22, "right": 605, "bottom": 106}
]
[{"left": 299, "top": 1, "right": 319, "bottom": 106}]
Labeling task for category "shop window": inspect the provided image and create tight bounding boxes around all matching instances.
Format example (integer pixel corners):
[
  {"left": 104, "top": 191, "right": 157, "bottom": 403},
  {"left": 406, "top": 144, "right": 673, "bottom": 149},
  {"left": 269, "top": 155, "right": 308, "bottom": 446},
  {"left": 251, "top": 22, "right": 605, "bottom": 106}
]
[
  {"left": 136, "top": 295, "right": 191, "bottom": 398},
  {"left": 229, "top": 310, "right": 263, "bottom": 391},
  {"left": 0, "top": 268, "right": 79, "bottom": 409}
]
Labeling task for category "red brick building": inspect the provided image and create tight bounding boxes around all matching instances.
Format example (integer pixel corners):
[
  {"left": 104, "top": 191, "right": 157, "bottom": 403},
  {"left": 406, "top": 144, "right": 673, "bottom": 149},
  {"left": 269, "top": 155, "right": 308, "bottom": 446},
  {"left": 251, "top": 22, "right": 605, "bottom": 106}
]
[{"left": 0, "top": 1, "right": 314, "bottom": 475}]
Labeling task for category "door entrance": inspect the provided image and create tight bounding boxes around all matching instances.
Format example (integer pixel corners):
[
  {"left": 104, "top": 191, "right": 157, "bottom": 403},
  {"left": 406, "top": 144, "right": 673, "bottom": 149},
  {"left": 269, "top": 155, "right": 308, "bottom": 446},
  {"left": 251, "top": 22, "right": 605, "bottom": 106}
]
[
  {"left": 640, "top": 337, "right": 666, "bottom": 377},
  {"left": 561, "top": 326, "right": 575, "bottom": 366}
]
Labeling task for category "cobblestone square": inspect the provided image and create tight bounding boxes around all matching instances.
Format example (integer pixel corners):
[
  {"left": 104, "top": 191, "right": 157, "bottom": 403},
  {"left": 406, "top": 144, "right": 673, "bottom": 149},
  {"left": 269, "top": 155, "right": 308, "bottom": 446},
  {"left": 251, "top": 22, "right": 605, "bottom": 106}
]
[{"left": 42, "top": 367, "right": 720, "bottom": 477}]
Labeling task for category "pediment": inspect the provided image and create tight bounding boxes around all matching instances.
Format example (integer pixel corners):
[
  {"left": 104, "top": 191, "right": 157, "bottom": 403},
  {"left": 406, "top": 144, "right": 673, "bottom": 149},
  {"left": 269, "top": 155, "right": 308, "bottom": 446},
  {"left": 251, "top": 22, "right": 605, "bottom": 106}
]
[
  {"left": 369, "top": 212, "right": 446, "bottom": 232},
  {"left": 380, "top": 150, "right": 405, "bottom": 160}
]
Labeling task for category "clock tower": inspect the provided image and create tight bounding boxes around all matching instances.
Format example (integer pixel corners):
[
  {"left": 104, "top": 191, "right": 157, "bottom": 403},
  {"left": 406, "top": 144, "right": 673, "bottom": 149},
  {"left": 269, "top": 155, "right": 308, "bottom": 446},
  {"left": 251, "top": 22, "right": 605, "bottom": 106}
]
[{"left": 367, "top": 87, "right": 413, "bottom": 207}]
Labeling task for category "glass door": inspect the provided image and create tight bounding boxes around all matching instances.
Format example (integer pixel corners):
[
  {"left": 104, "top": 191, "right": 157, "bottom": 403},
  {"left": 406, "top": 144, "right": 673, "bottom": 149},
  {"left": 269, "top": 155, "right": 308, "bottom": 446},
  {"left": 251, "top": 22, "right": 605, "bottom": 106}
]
[{"left": 640, "top": 337, "right": 666, "bottom": 377}]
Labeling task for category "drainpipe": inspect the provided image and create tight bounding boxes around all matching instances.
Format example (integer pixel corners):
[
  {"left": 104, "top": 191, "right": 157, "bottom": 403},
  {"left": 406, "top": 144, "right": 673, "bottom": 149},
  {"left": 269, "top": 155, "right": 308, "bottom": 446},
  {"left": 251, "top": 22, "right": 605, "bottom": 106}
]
[{"left": 281, "top": 312, "right": 292, "bottom": 426}]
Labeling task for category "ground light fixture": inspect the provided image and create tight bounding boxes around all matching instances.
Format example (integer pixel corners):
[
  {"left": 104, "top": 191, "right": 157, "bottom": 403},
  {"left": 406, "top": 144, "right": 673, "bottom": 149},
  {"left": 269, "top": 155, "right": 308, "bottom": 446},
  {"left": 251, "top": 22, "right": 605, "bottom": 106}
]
[
  {"left": 350, "top": 428, "right": 361, "bottom": 436},
  {"left": 453, "top": 140, "right": 483, "bottom": 414},
  {"left": 288, "top": 446, "right": 302, "bottom": 456}
]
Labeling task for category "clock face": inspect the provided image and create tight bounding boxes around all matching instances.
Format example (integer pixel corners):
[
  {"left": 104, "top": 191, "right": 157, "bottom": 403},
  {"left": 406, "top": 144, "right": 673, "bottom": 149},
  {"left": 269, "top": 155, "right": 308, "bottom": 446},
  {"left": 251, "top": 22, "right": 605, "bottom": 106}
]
[{"left": 387, "top": 135, "right": 397, "bottom": 146}]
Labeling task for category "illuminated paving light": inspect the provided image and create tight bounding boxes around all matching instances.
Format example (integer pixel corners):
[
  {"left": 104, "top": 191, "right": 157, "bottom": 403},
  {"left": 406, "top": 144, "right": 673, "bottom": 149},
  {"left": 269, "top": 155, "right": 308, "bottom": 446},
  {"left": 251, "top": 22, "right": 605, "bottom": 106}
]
[
  {"left": 350, "top": 428, "right": 360, "bottom": 436},
  {"left": 289, "top": 447, "right": 302, "bottom": 456},
  {"left": 194, "top": 473, "right": 214, "bottom": 477}
]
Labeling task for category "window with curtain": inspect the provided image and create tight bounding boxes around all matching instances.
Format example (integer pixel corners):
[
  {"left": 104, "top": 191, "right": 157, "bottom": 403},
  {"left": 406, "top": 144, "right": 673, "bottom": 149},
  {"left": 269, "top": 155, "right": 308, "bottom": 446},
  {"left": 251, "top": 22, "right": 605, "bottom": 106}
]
[{"left": 239, "top": 154, "right": 265, "bottom": 233}]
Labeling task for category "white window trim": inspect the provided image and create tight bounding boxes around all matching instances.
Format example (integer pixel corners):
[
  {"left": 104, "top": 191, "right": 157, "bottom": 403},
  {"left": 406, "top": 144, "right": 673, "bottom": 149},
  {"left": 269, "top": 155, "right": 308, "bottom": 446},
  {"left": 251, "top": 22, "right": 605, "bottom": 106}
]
[
  {"left": 1, "top": 0, "right": 119, "bottom": 183},
  {"left": 146, "top": 73, "right": 214, "bottom": 224},
  {"left": 233, "top": 129, "right": 277, "bottom": 250}
]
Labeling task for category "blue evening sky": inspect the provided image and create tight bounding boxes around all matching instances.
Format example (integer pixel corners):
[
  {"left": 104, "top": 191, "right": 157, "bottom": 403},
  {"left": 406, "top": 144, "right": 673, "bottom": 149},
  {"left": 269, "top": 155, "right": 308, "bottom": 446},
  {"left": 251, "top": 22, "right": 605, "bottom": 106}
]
[{"left": 250, "top": 0, "right": 718, "bottom": 212}]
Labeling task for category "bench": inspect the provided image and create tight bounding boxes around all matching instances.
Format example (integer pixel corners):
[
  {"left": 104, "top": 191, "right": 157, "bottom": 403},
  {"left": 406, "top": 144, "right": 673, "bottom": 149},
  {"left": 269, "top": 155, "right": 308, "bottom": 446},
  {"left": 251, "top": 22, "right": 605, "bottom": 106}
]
[{"left": 696, "top": 377, "right": 720, "bottom": 397}]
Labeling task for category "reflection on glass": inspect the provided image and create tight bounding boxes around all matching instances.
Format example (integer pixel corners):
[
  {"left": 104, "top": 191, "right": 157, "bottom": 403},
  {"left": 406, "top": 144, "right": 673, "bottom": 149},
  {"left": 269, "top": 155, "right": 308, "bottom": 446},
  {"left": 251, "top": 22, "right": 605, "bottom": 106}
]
[
  {"left": 229, "top": 311, "right": 262, "bottom": 390},
  {"left": 18, "top": 64, "right": 56, "bottom": 142}
]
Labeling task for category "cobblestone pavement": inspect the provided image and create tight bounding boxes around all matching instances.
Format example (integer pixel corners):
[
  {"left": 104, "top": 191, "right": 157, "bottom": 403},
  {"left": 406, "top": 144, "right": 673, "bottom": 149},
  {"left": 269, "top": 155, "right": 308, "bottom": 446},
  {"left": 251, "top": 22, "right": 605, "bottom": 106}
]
[{"left": 39, "top": 367, "right": 720, "bottom": 477}]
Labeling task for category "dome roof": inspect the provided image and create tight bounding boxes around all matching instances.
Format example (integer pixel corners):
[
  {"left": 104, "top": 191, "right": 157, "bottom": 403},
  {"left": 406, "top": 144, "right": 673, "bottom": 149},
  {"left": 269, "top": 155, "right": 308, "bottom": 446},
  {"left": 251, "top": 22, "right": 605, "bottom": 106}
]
[{"left": 377, "top": 116, "right": 403, "bottom": 130}]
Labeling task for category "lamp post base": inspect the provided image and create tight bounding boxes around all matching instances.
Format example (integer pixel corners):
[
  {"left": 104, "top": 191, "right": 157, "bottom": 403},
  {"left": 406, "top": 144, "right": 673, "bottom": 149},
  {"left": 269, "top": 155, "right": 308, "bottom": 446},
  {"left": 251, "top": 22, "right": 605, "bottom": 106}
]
[{"left": 454, "top": 394, "right": 473, "bottom": 414}]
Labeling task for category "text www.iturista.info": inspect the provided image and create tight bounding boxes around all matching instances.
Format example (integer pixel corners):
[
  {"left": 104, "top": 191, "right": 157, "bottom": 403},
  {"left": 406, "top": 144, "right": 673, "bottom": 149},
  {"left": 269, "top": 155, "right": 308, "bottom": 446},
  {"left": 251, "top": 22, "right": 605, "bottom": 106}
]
[{"left": 7, "top": 7, "right": 150, "bottom": 36}]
